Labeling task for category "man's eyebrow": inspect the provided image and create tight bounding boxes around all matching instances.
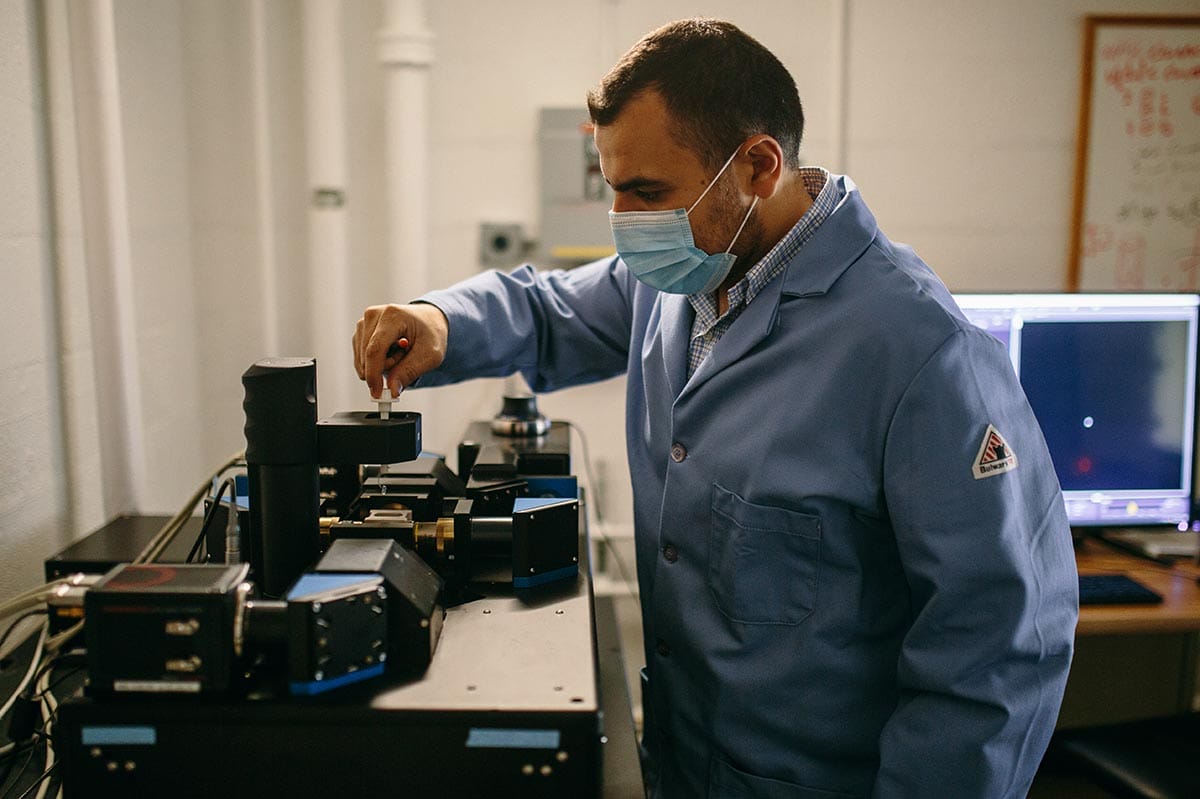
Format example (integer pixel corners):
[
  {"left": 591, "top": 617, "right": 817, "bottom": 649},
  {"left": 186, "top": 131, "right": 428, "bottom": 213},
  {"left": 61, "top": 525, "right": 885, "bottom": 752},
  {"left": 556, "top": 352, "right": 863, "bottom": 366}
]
[{"left": 608, "top": 176, "right": 668, "bottom": 193}]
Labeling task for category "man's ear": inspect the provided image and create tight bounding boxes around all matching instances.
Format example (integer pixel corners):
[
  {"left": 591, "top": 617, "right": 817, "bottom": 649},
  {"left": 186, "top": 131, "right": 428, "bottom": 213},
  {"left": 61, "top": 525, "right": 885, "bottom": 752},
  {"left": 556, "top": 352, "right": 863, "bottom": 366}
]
[{"left": 742, "top": 135, "right": 784, "bottom": 200}]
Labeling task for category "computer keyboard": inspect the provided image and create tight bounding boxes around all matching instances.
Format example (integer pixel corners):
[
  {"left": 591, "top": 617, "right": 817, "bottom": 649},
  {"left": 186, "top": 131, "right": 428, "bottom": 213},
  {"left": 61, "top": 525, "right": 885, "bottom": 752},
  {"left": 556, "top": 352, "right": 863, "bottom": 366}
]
[
  {"left": 1078, "top": 574, "right": 1164, "bottom": 606},
  {"left": 1099, "top": 529, "right": 1200, "bottom": 559}
]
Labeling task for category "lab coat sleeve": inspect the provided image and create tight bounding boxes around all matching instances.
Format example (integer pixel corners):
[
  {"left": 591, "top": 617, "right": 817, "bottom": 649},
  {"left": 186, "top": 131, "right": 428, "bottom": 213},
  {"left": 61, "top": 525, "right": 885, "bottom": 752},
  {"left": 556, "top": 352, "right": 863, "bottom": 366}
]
[
  {"left": 872, "top": 327, "right": 1078, "bottom": 798},
  {"left": 414, "top": 257, "right": 634, "bottom": 392}
]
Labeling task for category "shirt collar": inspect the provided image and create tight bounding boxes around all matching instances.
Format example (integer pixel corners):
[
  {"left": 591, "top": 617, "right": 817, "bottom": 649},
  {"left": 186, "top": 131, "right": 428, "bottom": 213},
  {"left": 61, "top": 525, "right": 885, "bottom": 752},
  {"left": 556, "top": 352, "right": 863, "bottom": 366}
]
[{"left": 688, "top": 167, "right": 840, "bottom": 331}]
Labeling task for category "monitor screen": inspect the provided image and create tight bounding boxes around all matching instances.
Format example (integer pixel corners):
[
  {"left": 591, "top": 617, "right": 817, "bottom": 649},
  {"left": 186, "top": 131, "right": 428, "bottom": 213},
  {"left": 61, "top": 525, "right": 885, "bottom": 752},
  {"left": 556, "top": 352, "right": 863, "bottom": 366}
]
[{"left": 954, "top": 293, "right": 1199, "bottom": 528}]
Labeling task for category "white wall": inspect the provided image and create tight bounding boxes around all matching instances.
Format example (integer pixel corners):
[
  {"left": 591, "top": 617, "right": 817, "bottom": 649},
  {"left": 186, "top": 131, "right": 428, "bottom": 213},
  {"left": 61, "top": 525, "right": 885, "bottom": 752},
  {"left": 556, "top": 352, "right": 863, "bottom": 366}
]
[
  {"left": 0, "top": 0, "right": 70, "bottom": 599},
  {"left": 2, "top": 0, "right": 1198, "bottom": 601},
  {"left": 844, "top": 0, "right": 1095, "bottom": 290}
]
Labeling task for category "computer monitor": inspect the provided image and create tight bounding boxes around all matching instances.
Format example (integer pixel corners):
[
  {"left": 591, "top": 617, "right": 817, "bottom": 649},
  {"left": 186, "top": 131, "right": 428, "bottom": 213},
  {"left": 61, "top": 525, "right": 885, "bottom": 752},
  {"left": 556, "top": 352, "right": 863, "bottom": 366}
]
[{"left": 954, "top": 293, "right": 1200, "bottom": 529}]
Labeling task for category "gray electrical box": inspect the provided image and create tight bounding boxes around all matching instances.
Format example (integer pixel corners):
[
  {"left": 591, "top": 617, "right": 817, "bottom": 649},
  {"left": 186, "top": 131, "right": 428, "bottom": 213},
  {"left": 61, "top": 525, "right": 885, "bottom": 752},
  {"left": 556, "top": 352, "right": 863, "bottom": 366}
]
[{"left": 537, "top": 108, "right": 615, "bottom": 267}]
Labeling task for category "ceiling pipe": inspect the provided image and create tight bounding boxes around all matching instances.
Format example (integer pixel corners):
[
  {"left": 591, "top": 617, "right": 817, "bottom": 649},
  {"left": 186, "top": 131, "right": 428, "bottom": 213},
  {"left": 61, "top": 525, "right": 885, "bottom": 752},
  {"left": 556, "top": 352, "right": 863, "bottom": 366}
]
[
  {"left": 302, "top": 0, "right": 352, "bottom": 413},
  {"left": 378, "top": 0, "right": 434, "bottom": 300},
  {"left": 250, "top": 0, "right": 280, "bottom": 357}
]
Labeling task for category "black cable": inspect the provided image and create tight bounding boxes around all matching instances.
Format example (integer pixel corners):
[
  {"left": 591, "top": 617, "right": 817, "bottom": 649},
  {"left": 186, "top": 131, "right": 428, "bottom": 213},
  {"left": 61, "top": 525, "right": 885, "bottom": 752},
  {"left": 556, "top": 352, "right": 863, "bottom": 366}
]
[
  {"left": 33, "top": 667, "right": 74, "bottom": 735},
  {"left": 0, "top": 739, "right": 38, "bottom": 799},
  {"left": 9, "top": 761, "right": 54, "bottom": 799},
  {"left": 35, "top": 667, "right": 81, "bottom": 704},
  {"left": 0, "top": 741, "right": 35, "bottom": 793},
  {"left": 0, "top": 743, "right": 22, "bottom": 765},
  {"left": 0, "top": 611, "right": 45, "bottom": 667},
  {"left": 187, "top": 491, "right": 221, "bottom": 563},
  {"left": 3, "top": 659, "right": 66, "bottom": 799},
  {"left": 187, "top": 476, "right": 237, "bottom": 563},
  {"left": 138, "top": 454, "right": 246, "bottom": 564},
  {"left": 188, "top": 478, "right": 229, "bottom": 562}
]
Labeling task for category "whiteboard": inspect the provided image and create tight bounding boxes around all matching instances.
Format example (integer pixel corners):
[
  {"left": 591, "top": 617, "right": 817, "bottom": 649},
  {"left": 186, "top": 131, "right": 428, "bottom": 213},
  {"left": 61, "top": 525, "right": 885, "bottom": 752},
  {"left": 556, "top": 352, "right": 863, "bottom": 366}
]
[{"left": 1069, "top": 16, "right": 1200, "bottom": 291}]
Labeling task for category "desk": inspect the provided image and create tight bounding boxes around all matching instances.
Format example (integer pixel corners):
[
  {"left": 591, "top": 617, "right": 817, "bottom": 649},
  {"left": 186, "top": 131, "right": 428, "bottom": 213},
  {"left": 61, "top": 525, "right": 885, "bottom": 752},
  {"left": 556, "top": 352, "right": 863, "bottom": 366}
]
[
  {"left": 1059, "top": 537, "right": 1200, "bottom": 728},
  {"left": 1076, "top": 537, "right": 1200, "bottom": 635}
]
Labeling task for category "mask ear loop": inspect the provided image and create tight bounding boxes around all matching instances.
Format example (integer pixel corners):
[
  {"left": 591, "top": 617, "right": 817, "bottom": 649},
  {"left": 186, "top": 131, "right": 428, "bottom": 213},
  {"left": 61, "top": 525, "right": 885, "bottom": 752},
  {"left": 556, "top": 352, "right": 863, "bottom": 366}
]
[
  {"left": 723, "top": 195, "right": 760, "bottom": 254},
  {"left": 686, "top": 148, "right": 742, "bottom": 215}
]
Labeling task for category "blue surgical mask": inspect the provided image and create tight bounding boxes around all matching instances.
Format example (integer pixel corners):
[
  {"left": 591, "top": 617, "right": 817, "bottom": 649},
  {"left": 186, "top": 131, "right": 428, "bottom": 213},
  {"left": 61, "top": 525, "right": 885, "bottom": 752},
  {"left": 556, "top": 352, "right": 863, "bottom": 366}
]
[{"left": 609, "top": 149, "right": 759, "bottom": 295}]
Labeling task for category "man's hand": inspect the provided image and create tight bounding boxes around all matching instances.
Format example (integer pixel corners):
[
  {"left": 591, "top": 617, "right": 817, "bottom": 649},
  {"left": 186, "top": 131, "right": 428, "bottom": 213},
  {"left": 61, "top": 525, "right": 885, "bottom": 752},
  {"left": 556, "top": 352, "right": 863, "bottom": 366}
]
[{"left": 353, "top": 303, "right": 449, "bottom": 399}]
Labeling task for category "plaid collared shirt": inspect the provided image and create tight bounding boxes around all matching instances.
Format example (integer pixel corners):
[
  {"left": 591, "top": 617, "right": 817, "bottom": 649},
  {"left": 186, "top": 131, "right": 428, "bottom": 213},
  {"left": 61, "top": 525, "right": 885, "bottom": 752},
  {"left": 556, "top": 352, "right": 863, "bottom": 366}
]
[{"left": 686, "top": 167, "right": 840, "bottom": 377}]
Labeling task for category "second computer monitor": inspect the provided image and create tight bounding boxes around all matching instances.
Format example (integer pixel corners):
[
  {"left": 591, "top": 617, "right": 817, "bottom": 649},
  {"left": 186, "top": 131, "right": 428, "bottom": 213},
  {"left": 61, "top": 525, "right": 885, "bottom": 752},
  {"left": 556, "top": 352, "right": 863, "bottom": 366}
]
[{"left": 955, "top": 293, "right": 1199, "bottom": 528}]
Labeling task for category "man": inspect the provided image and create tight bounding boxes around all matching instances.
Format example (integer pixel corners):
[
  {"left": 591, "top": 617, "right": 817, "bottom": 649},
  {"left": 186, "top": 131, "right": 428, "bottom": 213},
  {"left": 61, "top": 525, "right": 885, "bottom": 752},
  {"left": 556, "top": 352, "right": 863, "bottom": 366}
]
[{"left": 353, "top": 18, "right": 1078, "bottom": 798}]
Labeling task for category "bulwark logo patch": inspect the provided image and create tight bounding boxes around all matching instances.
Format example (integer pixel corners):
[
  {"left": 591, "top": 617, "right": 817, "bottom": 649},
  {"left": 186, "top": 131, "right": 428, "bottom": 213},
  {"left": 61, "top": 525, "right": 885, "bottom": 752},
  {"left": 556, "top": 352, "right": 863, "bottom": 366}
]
[{"left": 973, "top": 424, "right": 1018, "bottom": 480}]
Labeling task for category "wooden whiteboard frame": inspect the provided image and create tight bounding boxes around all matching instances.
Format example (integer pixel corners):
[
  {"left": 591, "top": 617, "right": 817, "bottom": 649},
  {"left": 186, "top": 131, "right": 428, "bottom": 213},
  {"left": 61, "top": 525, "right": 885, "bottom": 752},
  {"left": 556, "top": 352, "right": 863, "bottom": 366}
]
[{"left": 1067, "top": 14, "right": 1200, "bottom": 291}]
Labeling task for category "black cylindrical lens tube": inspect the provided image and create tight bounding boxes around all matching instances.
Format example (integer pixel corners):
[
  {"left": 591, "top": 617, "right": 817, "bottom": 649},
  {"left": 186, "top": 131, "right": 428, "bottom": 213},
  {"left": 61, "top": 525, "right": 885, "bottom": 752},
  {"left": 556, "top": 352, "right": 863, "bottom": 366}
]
[
  {"left": 242, "top": 357, "right": 320, "bottom": 597},
  {"left": 471, "top": 517, "right": 513, "bottom": 559},
  {"left": 242, "top": 598, "right": 289, "bottom": 647}
]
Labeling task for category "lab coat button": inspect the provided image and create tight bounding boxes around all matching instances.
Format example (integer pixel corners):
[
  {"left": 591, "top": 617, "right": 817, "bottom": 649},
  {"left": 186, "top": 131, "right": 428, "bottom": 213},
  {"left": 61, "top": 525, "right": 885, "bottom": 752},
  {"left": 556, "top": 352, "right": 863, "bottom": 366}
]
[
  {"left": 663, "top": 544, "right": 678, "bottom": 563},
  {"left": 670, "top": 443, "right": 687, "bottom": 463},
  {"left": 656, "top": 639, "right": 671, "bottom": 657}
]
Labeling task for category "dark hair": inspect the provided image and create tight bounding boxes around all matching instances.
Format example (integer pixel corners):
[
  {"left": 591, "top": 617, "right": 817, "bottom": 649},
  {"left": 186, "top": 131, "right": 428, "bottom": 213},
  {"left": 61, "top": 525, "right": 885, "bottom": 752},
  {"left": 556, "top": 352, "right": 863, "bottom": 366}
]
[{"left": 587, "top": 18, "right": 804, "bottom": 170}]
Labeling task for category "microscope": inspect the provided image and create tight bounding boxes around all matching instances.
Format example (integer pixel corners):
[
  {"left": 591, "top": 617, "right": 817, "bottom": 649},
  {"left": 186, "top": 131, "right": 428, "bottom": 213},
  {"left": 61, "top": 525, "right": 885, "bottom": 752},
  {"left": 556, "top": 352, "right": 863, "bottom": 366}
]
[
  {"left": 57, "top": 357, "right": 609, "bottom": 798},
  {"left": 80, "top": 356, "right": 581, "bottom": 699}
]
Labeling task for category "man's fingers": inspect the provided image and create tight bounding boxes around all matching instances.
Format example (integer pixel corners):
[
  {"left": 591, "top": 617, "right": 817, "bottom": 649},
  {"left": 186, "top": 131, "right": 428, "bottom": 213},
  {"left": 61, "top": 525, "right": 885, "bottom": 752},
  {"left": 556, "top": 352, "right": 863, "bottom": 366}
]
[
  {"left": 360, "top": 312, "right": 397, "bottom": 397},
  {"left": 385, "top": 367, "right": 404, "bottom": 399},
  {"left": 366, "top": 368, "right": 385, "bottom": 399},
  {"left": 354, "top": 303, "right": 446, "bottom": 398},
  {"left": 352, "top": 324, "right": 365, "bottom": 380},
  {"left": 385, "top": 353, "right": 425, "bottom": 398}
]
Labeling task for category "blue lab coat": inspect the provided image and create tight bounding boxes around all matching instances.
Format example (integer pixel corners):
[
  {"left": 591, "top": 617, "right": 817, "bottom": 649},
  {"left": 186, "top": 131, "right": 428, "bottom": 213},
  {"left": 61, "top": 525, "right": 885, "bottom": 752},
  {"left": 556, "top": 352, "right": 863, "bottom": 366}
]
[{"left": 418, "top": 176, "right": 1078, "bottom": 798}]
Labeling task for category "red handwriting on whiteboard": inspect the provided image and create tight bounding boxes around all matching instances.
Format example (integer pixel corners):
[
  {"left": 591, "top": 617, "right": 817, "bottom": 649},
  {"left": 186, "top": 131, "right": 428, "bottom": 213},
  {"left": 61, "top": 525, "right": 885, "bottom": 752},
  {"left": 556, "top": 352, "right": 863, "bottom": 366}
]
[
  {"left": 1104, "top": 37, "right": 1199, "bottom": 139},
  {"left": 1116, "top": 233, "right": 1146, "bottom": 290},
  {"left": 1165, "top": 62, "right": 1200, "bottom": 81},
  {"left": 1083, "top": 224, "right": 1114, "bottom": 257},
  {"left": 1105, "top": 60, "right": 1157, "bottom": 96},
  {"left": 1127, "top": 88, "right": 1176, "bottom": 138},
  {"left": 1149, "top": 43, "right": 1200, "bottom": 60},
  {"left": 1178, "top": 228, "right": 1200, "bottom": 291},
  {"left": 1101, "top": 39, "right": 1142, "bottom": 62}
]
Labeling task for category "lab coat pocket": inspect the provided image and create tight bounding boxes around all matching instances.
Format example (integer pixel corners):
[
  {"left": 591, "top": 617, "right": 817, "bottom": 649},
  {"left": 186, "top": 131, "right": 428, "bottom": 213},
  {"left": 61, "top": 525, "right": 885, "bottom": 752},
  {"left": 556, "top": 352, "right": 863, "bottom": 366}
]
[
  {"left": 709, "top": 757, "right": 859, "bottom": 798},
  {"left": 708, "top": 484, "right": 820, "bottom": 626}
]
